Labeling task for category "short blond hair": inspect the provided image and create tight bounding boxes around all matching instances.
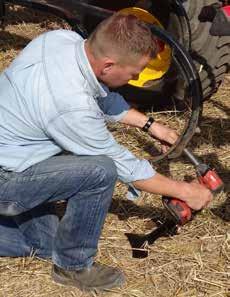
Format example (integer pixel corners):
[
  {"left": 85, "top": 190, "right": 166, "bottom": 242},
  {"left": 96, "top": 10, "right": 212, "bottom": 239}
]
[{"left": 87, "top": 13, "right": 158, "bottom": 64}]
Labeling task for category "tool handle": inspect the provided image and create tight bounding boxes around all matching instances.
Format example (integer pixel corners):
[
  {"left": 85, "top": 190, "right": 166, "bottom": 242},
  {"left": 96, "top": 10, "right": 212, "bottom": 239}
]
[{"left": 162, "top": 197, "right": 192, "bottom": 225}]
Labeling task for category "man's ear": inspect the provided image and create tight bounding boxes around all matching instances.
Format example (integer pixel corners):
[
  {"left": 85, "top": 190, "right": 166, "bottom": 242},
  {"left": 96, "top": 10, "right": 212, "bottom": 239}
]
[{"left": 101, "top": 58, "right": 116, "bottom": 75}]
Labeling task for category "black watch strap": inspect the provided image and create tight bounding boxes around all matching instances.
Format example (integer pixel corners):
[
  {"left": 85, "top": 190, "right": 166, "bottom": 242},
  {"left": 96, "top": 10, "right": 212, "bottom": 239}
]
[{"left": 142, "top": 117, "right": 155, "bottom": 132}]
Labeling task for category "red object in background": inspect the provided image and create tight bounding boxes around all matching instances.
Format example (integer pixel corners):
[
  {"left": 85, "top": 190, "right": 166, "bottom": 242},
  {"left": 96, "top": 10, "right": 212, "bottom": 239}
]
[
  {"left": 222, "top": 5, "right": 230, "bottom": 17},
  {"left": 210, "top": 5, "right": 230, "bottom": 35}
]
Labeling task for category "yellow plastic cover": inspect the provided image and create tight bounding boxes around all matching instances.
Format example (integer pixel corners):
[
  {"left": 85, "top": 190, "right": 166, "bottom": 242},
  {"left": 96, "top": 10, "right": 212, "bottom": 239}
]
[{"left": 119, "top": 7, "right": 172, "bottom": 88}]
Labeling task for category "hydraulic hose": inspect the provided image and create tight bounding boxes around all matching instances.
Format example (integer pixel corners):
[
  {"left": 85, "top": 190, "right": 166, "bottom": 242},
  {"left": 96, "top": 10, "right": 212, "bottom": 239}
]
[{"left": 147, "top": 24, "right": 202, "bottom": 160}]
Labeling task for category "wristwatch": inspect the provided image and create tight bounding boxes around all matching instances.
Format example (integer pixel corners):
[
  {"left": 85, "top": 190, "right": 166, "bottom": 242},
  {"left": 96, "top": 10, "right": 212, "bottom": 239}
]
[{"left": 142, "top": 117, "right": 155, "bottom": 132}]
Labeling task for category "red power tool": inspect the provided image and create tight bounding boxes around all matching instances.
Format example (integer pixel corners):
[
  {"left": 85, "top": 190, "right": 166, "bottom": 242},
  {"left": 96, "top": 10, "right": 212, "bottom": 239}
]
[
  {"left": 163, "top": 148, "right": 224, "bottom": 225},
  {"left": 126, "top": 149, "right": 224, "bottom": 258}
]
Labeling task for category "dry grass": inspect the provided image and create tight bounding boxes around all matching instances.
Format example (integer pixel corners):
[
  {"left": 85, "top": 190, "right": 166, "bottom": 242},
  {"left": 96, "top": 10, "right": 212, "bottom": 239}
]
[{"left": 0, "top": 5, "right": 229, "bottom": 297}]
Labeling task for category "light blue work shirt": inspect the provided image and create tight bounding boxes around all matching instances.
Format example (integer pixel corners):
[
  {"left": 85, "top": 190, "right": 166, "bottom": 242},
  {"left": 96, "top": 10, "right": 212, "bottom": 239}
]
[{"left": 0, "top": 30, "right": 155, "bottom": 198}]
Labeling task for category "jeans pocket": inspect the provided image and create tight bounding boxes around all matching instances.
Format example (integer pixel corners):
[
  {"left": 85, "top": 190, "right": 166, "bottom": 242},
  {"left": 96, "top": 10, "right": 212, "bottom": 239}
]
[{"left": 0, "top": 201, "right": 28, "bottom": 216}]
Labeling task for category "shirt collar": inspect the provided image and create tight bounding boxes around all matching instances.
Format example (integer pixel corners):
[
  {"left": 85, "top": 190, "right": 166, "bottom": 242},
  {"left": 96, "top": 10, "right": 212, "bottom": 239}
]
[{"left": 75, "top": 39, "right": 107, "bottom": 98}]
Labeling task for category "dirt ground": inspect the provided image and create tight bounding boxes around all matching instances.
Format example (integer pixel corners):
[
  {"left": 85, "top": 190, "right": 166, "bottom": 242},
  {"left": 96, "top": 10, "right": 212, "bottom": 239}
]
[{"left": 0, "top": 5, "right": 229, "bottom": 297}]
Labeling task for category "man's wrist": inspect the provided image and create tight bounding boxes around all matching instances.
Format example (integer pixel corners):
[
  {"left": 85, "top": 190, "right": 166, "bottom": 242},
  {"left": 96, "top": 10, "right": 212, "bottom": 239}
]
[{"left": 142, "top": 117, "right": 155, "bottom": 132}]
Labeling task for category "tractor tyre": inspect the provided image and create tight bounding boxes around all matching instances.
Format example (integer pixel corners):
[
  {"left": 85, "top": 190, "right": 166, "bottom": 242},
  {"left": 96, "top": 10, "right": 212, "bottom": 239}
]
[{"left": 167, "top": 0, "right": 230, "bottom": 100}]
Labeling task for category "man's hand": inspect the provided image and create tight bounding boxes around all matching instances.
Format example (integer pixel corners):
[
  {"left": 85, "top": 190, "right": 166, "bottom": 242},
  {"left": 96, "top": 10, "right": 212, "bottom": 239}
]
[
  {"left": 119, "top": 109, "right": 178, "bottom": 151},
  {"left": 119, "top": 108, "right": 177, "bottom": 152},
  {"left": 133, "top": 173, "right": 213, "bottom": 211},
  {"left": 182, "top": 180, "right": 213, "bottom": 210},
  {"left": 148, "top": 122, "right": 179, "bottom": 153}
]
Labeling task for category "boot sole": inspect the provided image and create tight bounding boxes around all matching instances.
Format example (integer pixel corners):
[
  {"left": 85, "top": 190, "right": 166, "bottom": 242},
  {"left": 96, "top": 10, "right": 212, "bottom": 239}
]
[{"left": 51, "top": 268, "right": 125, "bottom": 292}]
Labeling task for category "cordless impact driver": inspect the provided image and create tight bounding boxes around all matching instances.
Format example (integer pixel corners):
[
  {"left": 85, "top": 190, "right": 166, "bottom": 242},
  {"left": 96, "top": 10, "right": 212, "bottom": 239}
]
[{"left": 163, "top": 148, "right": 224, "bottom": 225}]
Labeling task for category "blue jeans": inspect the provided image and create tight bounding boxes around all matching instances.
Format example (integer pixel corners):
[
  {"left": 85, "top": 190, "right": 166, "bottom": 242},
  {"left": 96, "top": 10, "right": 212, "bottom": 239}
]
[{"left": 0, "top": 155, "right": 117, "bottom": 270}]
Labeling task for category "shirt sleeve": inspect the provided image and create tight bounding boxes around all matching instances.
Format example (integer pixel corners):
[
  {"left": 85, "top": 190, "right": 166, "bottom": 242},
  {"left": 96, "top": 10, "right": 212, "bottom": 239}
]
[
  {"left": 46, "top": 107, "right": 156, "bottom": 185},
  {"left": 97, "top": 84, "right": 130, "bottom": 122}
]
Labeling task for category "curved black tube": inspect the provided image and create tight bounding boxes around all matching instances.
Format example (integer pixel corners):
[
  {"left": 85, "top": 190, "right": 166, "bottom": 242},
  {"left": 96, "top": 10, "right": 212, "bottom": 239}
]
[{"left": 148, "top": 24, "right": 202, "bottom": 160}]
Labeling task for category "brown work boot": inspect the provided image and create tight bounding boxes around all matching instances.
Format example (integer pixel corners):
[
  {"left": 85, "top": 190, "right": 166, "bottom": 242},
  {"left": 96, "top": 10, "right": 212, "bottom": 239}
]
[{"left": 51, "top": 262, "right": 125, "bottom": 292}]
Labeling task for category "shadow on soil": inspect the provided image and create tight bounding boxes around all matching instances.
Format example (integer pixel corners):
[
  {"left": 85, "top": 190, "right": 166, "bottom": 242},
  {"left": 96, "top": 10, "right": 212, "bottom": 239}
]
[
  {"left": 0, "top": 31, "right": 31, "bottom": 51},
  {"left": 212, "top": 196, "right": 230, "bottom": 222},
  {"left": 109, "top": 198, "right": 164, "bottom": 222},
  {"left": 109, "top": 198, "right": 175, "bottom": 258}
]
